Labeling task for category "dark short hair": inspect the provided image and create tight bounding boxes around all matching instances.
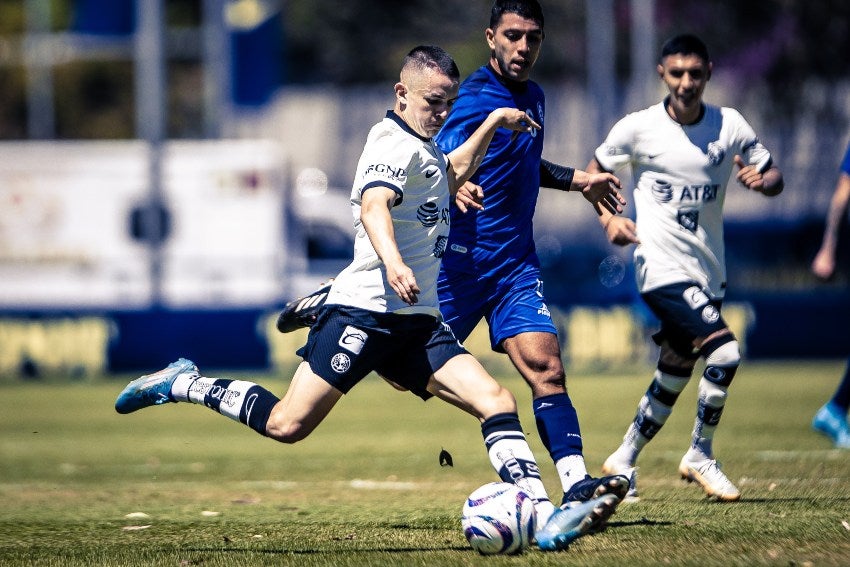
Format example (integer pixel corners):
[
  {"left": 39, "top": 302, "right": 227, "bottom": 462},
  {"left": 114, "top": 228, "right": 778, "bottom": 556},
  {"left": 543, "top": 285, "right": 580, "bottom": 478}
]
[
  {"left": 660, "top": 34, "right": 710, "bottom": 63},
  {"left": 490, "top": 0, "right": 544, "bottom": 30},
  {"left": 403, "top": 45, "right": 460, "bottom": 81}
]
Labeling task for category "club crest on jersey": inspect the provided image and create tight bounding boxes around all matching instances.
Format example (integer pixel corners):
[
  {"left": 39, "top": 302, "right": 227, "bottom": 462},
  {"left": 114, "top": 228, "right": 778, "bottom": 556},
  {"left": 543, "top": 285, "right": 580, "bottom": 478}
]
[
  {"left": 677, "top": 209, "right": 699, "bottom": 232},
  {"left": 339, "top": 326, "right": 367, "bottom": 355},
  {"left": 330, "top": 353, "right": 351, "bottom": 373},
  {"left": 706, "top": 141, "right": 725, "bottom": 166},
  {"left": 433, "top": 235, "right": 447, "bottom": 258},
  {"left": 702, "top": 305, "right": 720, "bottom": 324},
  {"left": 651, "top": 180, "right": 674, "bottom": 203}
]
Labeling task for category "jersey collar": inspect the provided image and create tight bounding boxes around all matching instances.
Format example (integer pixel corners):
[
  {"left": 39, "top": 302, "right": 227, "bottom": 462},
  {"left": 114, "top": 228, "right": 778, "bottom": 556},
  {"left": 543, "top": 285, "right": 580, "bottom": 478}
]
[
  {"left": 386, "top": 110, "right": 432, "bottom": 143},
  {"left": 663, "top": 96, "right": 706, "bottom": 126},
  {"left": 486, "top": 63, "right": 529, "bottom": 93}
]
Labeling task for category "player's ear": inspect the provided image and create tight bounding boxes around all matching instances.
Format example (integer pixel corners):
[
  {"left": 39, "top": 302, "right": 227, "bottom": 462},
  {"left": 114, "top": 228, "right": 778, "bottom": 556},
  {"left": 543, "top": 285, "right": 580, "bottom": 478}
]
[
  {"left": 485, "top": 28, "right": 496, "bottom": 50},
  {"left": 394, "top": 82, "right": 408, "bottom": 105},
  {"left": 656, "top": 63, "right": 664, "bottom": 79},
  {"left": 706, "top": 62, "right": 713, "bottom": 81}
]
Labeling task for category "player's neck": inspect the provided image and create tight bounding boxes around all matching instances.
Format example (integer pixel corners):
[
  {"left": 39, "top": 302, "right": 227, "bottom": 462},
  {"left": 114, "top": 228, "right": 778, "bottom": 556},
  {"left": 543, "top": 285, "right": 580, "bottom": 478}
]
[
  {"left": 664, "top": 96, "right": 704, "bottom": 125},
  {"left": 487, "top": 61, "right": 528, "bottom": 92}
]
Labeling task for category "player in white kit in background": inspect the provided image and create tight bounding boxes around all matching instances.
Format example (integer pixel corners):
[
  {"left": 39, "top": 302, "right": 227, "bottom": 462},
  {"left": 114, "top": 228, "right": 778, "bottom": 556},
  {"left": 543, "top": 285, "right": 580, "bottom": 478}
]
[{"left": 587, "top": 34, "right": 784, "bottom": 501}]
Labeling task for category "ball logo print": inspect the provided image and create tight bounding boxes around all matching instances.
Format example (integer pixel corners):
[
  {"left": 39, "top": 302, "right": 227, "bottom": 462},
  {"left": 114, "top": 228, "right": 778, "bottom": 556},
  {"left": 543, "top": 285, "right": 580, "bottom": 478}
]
[
  {"left": 702, "top": 304, "right": 720, "bottom": 324},
  {"left": 461, "top": 482, "right": 536, "bottom": 555}
]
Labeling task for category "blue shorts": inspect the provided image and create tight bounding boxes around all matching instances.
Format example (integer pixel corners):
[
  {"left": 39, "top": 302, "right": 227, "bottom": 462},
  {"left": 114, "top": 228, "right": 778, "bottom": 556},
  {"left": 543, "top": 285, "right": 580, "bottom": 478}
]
[
  {"left": 297, "top": 305, "right": 467, "bottom": 400},
  {"left": 641, "top": 282, "right": 729, "bottom": 357},
  {"left": 437, "top": 264, "right": 557, "bottom": 353}
]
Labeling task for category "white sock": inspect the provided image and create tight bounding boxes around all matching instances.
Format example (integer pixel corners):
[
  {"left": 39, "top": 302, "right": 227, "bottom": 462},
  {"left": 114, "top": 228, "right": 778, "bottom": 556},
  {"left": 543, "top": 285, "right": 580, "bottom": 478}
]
[{"left": 555, "top": 454, "right": 588, "bottom": 492}]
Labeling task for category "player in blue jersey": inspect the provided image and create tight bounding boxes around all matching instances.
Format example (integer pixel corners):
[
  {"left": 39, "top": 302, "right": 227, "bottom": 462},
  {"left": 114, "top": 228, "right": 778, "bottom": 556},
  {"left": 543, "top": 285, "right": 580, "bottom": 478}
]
[
  {"left": 811, "top": 140, "right": 850, "bottom": 449},
  {"left": 115, "top": 45, "right": 620, "bottom": 550},
  {"left": 275, "top": 0, "right": 629, "bottom": 509},
  {"left": 433, "top": 0, "right": 630, "bottom": 507}
]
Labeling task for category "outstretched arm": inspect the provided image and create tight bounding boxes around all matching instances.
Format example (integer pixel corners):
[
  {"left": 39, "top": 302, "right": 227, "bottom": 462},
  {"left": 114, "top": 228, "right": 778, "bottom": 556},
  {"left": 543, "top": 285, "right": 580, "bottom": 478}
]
[
  {"left": 812, "top": 171, "right": 850, "bottom": 281},
  {"left": 539, "top": 159, "right": 626, "bottom": 216},
  {"left": 360, "top": 185, "right": 420, "bottom": 305},
  {"left": 446, "top": 108, "right": 540, "bottom": 192},
  {"left": 587, "top": 157, "right": 639, "bottom": 246}
]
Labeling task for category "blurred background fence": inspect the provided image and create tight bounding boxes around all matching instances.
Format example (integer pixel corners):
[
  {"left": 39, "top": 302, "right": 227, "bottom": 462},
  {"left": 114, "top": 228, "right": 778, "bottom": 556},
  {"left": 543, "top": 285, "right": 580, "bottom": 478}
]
[{"left": 1, "top": 0, "right": 848, "bottom": 378}]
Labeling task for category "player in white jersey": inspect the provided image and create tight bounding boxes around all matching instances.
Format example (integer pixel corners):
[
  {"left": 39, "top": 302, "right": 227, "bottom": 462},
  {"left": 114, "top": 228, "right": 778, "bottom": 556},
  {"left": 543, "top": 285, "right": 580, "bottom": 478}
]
[
  {"left": 115, "top": 45, "right": 621, "bottom": 550},
  {"left": 587, "top": 34, "right": 784, "bottom": 501}
]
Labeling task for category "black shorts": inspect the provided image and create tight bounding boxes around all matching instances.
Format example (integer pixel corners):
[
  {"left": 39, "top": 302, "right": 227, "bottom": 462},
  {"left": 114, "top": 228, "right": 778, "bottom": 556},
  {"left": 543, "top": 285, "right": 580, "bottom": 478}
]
[
  {"left": 297, "top": 305, "right": 467, "bottom": 400},
  {"left": 641, "top": 283, "right": 729, "bottom": 357}
]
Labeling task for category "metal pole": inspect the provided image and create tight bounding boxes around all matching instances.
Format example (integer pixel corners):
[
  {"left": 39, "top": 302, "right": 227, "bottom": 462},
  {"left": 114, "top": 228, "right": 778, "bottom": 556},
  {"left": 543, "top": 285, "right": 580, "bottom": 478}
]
[
  {"left": 629, "top": 0, "right": 657, "bottom": 109},
  {"left": 202, "top": 0, "right": 230, "bottom": 138},
  {"left": 24, "top": 0, "right": 55, "bottom": 139},
  {"left": 585, "top": 0, "right": 616, "bottom": 142},
  {"left": 135, "top": 0, "right": 167, "bottom": 306}
]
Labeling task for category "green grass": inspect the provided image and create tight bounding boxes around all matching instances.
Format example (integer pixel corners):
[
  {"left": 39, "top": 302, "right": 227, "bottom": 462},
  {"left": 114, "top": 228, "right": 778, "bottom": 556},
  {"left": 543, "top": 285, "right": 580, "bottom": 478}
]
[{"left": 1, "top": 361, "right": 849, "bottom": 566}]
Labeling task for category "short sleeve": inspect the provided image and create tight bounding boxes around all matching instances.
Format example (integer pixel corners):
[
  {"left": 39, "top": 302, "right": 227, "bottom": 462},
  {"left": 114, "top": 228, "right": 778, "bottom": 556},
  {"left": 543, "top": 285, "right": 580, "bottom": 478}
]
[
  {"left": 357, "top": 131, "right": 412, "bottom": 200},
  {"left": 728, "top": 109, "right": 772, "bottom": 173},
  {"left": 594, "top": 116, "right": 636, "bottom": 173}
]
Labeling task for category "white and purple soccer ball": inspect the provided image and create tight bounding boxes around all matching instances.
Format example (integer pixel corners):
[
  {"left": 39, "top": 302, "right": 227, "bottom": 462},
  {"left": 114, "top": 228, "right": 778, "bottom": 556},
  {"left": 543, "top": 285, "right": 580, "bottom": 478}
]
[{"left": 461, "top": 482, "right": 537, "bottom": 555}]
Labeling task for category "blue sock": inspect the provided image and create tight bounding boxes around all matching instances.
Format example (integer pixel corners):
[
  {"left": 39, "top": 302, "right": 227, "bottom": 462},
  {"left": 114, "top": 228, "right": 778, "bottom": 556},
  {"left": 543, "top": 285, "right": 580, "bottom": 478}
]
[{"left": 533, "top": 393, "right": 583, "bottom": 461}]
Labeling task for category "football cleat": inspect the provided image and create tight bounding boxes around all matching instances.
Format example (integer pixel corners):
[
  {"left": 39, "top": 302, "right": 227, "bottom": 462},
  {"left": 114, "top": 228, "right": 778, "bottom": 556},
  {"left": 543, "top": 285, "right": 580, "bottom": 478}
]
[
  {"left": 678, "top": 454, "right": 740, "bottom": 501},
  {"left": 114, "top": 358, "right": 198, "bottom": 414},
  {"left": 536, "top": 493, "right": 620, "bottom": 551},
  {"left": 562, "top": 474, "right": 630, "bottom": 505},
  {"left": 812, "top": 402, "right": 850, "bottom": 449},
  {"left": 275, "top": 280, "right": 333, "bottom": 333},
  {"left": 602, "top": 454, "right": 640, "bottom": 502}
]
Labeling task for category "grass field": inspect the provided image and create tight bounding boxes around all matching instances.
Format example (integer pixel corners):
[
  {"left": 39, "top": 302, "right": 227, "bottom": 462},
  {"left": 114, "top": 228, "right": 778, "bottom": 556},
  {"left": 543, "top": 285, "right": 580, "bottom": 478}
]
[{"left": 1, "top": 360, "right": 849, "bottom": 566}]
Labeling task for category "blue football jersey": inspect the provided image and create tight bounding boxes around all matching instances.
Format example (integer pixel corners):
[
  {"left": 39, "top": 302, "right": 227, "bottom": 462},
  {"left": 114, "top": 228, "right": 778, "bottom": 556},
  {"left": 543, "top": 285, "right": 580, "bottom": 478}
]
[{"left": 435, "top": 65, "right": 545, "bottom": 277}]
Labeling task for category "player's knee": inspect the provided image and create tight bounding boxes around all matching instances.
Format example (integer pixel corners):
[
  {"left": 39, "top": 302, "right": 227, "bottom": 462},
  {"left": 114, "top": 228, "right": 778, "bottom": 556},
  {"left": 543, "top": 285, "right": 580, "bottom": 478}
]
[
  {"left": 487, "top": 386, "right": 518, "bottom": 415},
  {"left": 701, "top": 335, "right": 740, "bottom": 389},
  {"left": 703, "top": 336, "right": 740, "bottom": 365},
  {"left": 523, "top": 356, "right": 566, "bottom": 393},
  {"left": 264, "top": 413, "right": 312, "bottom": 444}
]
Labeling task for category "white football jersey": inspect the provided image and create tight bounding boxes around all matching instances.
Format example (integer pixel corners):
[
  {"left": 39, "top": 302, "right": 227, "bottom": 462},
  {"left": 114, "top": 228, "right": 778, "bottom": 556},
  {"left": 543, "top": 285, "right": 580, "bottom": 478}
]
[
  {"left": 325, "top": 111, "right": 451, "bottom": 316},
  {"left": 594, "top": 101, "right": 773, "bottom": 298}
]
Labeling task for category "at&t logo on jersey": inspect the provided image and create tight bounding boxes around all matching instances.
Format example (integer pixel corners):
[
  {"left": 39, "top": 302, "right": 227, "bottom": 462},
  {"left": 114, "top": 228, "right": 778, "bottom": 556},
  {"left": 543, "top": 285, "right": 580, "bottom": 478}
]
[
  {"left": 679, "top": 184, "right": 719, "bottom": 203},
  {"left": 651, "top": 180, "right": 674, "bottom": 203},
  {"left": 417, "top": 201, "right": 440, "bottom": 227},
  {"left": 416, "top": 201, "right": 449, "bottom": 228}
]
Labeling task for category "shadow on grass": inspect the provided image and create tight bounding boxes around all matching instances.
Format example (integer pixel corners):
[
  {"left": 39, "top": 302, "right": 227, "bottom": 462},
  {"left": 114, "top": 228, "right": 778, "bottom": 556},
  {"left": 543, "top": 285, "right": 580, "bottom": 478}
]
[
  {"left": 183, "top": 545, "right": 471, "bottom": 555},
  {"left": 607, "top": 517, "right": 673, "bottom": 529}
]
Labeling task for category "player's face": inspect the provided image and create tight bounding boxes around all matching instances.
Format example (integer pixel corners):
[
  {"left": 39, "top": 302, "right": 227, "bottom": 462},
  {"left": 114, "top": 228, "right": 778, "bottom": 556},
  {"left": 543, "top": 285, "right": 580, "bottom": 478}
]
[
  {"left": 486, "top": 13, "right": 544, "bottom": 82},
  {"left": 396, "top": 69, "right": 459, "bottom": 138},
  {"left": 658, "top": 53, "right": 711, "bottom": 121}
]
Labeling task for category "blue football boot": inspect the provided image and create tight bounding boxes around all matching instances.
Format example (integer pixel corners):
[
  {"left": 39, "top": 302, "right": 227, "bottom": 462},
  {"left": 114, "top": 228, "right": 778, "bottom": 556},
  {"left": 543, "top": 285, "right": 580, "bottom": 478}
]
[
  {"left": 115, "top": 358, "right": 198, "bottom": 414},
  {"left": 536, "top": 493, "right": 620, "bottom": 551}
]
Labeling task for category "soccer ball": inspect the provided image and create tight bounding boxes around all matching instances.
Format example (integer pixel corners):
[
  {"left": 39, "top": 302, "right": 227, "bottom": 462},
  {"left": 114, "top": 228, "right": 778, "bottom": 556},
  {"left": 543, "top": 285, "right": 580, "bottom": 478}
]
[{"left": 461, "top": 482, "right": 537, "bottom": 555}]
